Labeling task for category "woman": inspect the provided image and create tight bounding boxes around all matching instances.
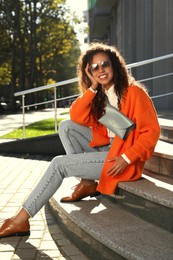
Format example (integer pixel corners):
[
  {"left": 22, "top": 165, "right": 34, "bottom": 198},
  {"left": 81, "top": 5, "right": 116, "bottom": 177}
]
[{"left": 0, "top": 42, "right": 160, "bottom": 238}]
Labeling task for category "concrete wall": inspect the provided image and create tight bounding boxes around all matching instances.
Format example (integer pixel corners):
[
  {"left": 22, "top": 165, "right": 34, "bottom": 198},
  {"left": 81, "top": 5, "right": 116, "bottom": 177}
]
[
  {"left": 0, "top": 134, "right": 66, "bottom": 156},
  {"left": 88, "top": 0, "right": 173, "bottom": 111}
]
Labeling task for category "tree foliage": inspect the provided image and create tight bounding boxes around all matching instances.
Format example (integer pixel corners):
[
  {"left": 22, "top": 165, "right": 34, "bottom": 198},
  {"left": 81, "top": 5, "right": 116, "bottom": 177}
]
[{"left": 0, "top": 0, "right": 81, "bottom": 109}]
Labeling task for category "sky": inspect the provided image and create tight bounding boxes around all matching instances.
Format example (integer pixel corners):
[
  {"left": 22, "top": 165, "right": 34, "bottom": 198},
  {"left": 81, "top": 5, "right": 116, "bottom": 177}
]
[
  {"left": 66, "top": 0, "right": 88, "bottom": 17},
  {"left": 65, "top": 0, "right": 88, "bottom": 50}
]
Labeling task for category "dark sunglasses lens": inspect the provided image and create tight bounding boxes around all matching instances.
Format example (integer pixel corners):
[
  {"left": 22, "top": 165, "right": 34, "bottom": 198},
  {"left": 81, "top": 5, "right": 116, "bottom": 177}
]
[
  {"left": 90, "top": 64, "right": 99, "bottom": 72},
  {"left": 101, "top": 61, "right": 111, "bottom": 68}
]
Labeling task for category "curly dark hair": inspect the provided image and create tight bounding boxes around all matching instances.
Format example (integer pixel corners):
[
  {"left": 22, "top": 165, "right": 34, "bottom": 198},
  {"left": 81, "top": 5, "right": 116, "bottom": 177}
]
[{"left": 77, "top": 42, "right": 143, "bottom": 121}]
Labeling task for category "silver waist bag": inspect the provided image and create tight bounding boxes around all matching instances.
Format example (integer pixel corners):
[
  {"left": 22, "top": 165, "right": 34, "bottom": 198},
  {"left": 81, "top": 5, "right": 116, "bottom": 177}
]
[{"left": 98, "top": 103, "right": 136, "bottom": 140}]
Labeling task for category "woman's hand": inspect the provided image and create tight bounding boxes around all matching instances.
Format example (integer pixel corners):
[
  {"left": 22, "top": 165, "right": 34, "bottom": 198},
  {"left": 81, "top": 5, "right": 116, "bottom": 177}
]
[
  {"left": 107, "top": 156, "right": 128, "bottom": 177},
  {"left": 85, "top": 63, "right": 98, "bottom": 91}
]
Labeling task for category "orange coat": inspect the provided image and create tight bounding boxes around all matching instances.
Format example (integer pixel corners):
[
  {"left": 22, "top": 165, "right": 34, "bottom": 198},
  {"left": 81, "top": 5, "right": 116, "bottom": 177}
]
[{"left": 70, "top": 85, "right": 160, "bottom": 194}]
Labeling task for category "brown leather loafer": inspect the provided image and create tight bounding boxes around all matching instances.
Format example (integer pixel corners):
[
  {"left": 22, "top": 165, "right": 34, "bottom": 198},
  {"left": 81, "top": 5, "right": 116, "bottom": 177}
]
[
  {"left": 0, "top": 218, "right": 30, "bottom": 238},
  {"left": 60, "top": 180, "right": 100, "bottom": 203}
]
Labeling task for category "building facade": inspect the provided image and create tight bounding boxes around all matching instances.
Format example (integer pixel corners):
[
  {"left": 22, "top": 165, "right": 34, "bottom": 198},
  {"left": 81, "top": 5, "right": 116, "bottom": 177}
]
[{"left": 87, "top": 0, "right": 173, "bottom": 111}]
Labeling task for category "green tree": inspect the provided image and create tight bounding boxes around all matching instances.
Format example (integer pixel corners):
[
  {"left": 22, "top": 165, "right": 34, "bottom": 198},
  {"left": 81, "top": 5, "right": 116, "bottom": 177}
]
[{"left": 0, "top": 0, "right": 81, "bottom": 110}]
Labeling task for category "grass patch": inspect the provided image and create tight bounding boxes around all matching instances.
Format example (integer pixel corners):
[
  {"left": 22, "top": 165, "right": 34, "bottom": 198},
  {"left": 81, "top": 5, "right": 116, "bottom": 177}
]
[{"left": 0, "top": 118, "right": 65, "bottom": 139}]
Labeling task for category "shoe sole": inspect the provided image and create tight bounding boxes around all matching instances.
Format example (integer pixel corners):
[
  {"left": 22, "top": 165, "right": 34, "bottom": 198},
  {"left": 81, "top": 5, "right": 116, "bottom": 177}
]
[
  {"left": 0, "top": 231, "right": 30, "bottom": 239},
  {"left": 61, "top": 191, "right": 101, "bottom": 203}
]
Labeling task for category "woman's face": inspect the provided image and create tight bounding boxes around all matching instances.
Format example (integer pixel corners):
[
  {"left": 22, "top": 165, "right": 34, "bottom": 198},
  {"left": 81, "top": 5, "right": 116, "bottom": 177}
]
[{"left": 89, "top": 52, "right": 114, "bottom": 90}]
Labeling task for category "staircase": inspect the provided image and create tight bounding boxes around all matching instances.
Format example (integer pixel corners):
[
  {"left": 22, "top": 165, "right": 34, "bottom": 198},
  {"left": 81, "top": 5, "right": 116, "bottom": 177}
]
[{"left": 49, "top": 113, "right": 173, "bottom": 260}]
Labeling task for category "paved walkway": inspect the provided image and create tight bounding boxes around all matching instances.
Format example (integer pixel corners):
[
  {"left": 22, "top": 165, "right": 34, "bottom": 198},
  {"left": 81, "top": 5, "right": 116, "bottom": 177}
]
[
  {"left": 0, "top": 154, "right": 89, "bottom": 260},
  {"left": 0, "top": 109, "right": 89, "bottom": 260},
  {"left": 0, "top": 108, "right": 70, "bottom": 138}
]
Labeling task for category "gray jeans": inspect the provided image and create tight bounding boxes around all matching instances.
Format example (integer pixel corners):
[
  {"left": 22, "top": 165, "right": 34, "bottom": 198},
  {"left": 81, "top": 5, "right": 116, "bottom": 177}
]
[{"left": 23, "top": 120, "right": 110, "bottom": 217}]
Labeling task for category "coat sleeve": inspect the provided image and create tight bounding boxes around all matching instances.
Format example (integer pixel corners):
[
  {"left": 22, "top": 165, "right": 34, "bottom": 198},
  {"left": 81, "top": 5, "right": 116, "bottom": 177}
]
[
  {"left": 123, "top": 87, "right": 160, "bottom": 163},
  {"left": 70, "top": 89, "right": 96, "bottom": 126}
]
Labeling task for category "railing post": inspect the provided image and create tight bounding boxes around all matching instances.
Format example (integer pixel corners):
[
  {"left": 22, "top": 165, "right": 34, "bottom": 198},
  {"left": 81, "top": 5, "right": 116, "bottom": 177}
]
[
  {"left": 22, "top": 94, "right": 26, "bottom": 138},
  {"left": 54, "top": 87, "right": 57, "bottom": 133}
]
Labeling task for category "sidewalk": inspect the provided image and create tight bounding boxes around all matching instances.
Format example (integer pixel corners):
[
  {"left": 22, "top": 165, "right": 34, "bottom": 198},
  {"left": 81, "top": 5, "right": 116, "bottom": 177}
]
[
  {"left": 0, "top": 153, "right": 89, "bottom": 260},
  {"left": 0, "top": 108, "right": 70, "bottom": 139}
]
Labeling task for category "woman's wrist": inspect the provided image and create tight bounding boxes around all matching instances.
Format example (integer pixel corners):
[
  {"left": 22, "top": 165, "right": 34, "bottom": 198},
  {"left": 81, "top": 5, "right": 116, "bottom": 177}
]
[
  {"left": 121, "top": 153, "right": 131, "bottom": 164},
  {"left": 89, "top": 87, "right": 97, "bottom": 93}
]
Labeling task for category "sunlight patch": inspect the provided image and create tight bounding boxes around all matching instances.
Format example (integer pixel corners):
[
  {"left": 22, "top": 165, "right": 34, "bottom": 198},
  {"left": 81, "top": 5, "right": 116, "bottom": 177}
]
[{"left": 90, "top": 203, "right": 107, "bottom": 214}]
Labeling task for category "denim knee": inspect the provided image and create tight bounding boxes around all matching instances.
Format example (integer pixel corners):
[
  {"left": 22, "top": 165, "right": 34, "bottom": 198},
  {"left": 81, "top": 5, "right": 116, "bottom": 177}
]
[{"left": 59, "top": 119, "right": 71, "bottom": 137}]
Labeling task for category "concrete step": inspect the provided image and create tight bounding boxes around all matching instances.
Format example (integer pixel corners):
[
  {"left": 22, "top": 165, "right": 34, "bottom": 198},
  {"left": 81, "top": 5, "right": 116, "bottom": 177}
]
[
  {"left": 116, "top": 171, "right": 173, "bottom": 232},
  {"left": 145, "top": 140, "right": 173, "bottom": 178},
  {"left": 159, "top": 124, "right": 173, "bottom": 144},
  {"left": 158, "top": 112, "right": 173, "bottom": 144},
  {"left": 49, "top": 177, "right": 173, "bottom": 260}
]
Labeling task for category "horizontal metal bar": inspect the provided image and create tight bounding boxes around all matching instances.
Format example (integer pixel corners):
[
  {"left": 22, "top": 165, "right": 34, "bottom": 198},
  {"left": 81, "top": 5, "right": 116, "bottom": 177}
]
[
  {"left": 14, "top": 53, "right": 173, "bottom": 97},
  {"left": 126, "top": 53, "right": 173, "bottom": 69},
  {"left": 151, "top": 92, "right": 173, "bottom": 99},
  {"left": 14, "top": 77, "right": 78, "bottom": 97},
  {"left": 139, "top": 72, "right": 173, "bottom": 82},
  {"left": 24, "top": 94, "right": 80, "bottom": 109},
  {"left": 24, "top": 91, "right": 173, "bottom": 108}
]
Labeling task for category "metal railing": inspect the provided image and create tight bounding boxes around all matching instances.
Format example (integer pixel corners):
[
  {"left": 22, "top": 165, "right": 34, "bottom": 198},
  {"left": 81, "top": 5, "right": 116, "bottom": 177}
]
[{"left": 14, "top": 53, "right": 173, "bottom": 138}]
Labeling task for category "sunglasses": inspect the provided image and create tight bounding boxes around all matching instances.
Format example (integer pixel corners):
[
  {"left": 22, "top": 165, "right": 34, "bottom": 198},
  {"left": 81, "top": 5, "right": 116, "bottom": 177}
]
[{"left": 89, "top": 60, "right": 112, "bottom": 73}]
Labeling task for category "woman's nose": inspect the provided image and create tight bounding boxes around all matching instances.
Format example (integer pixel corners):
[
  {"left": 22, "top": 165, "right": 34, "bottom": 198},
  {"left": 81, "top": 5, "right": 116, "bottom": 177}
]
[{"left": 98, "top": 65, "right": 104, "bottom": 72}]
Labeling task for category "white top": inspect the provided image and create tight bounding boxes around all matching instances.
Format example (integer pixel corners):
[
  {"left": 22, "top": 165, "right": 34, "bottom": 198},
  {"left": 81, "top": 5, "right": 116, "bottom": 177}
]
[
  {"left": 105, "top": 85, "right": 117, "bottom": 138},
  {"left": 105, "top": 85, "right": 118, "bottom": 109}
]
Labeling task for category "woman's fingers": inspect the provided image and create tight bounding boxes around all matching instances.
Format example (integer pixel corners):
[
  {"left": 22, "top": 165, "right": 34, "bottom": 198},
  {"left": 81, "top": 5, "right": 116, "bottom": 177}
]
[
  {"left": 85, "top": 63, "right": 98, "bottom": 90},
  {"left": 107, "top": 156, "right": 128, "bottom": 177}
]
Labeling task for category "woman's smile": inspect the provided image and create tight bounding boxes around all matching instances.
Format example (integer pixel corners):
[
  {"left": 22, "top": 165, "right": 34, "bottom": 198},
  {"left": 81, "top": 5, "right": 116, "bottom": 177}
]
[{"left": 91, "top": 52, "right": 114, "bottom": 90}]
